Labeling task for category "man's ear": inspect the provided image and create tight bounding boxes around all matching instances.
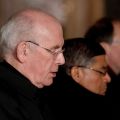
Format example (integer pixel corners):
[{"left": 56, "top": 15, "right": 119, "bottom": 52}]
[
  {"left": 16, "top": 42, "right": 28, "bottom": 63},
  {"left": 100, "top": 42, "right": 110, "bottom": 54},
  {"left": 71, "top": 67, "right": 84, "bottom": 83}
]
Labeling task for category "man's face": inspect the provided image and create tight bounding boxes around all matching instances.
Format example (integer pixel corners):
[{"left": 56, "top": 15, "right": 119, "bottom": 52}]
[
  {"left": 76, "top": 55, "right": 111, "bottom": 95},
  {"left": 26, "top": 24, "right": 65, "bottom": 88},
  {"left": 102, "top": 22, "right": 120, "bottom": 74}
]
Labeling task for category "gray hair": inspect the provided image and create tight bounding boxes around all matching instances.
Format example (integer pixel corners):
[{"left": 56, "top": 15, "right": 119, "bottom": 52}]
[
  {"left": 63, "top": 38, "right": 105, "bottom": 75},
  {"left": 0, "top": 11, "right": 35, "bottom": 59}
]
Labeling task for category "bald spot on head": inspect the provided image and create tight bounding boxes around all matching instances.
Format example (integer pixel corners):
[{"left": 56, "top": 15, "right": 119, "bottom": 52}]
[{"left": 18, "top": 8, "right": 63, "bottom": 43}]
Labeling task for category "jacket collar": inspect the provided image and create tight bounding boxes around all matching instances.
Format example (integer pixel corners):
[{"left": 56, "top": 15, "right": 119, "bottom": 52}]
[{"left": 0, "top": 60, "right": 39, "bottom": 100}]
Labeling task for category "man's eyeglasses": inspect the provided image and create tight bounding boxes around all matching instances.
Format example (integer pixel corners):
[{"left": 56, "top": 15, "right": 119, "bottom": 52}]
[
  {"left": 77, "top": 65, "right": 107, "bottom": 76},
  {"left": 26, "top": 41, "right": 64, "bottom": 57}
]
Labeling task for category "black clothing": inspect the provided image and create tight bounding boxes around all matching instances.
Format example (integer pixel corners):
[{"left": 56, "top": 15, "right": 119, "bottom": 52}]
[
  {"left": 106, "top": 68, "right": 120, "bottom": 119},
  {"left": 0, "top": 61, "right": 53, "bottom": 120},
  {"left": 45, "top": 67, "right": 112, "bottom": 120}
]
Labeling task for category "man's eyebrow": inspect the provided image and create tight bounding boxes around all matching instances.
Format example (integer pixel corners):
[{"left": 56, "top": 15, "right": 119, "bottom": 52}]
[
  {"left": 51, "top": 45, "right": 63, "bottom": 50},
  {"left": 101, "top": 66, "right": 108, "bottom": 70},
  {"left": 113, "top": 40, "right": 120, "bottom": 44}
]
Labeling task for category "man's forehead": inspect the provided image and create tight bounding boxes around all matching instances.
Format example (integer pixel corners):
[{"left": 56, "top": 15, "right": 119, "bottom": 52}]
[{"left": 112, "top": 23, "right": 120, "bottom": 44}]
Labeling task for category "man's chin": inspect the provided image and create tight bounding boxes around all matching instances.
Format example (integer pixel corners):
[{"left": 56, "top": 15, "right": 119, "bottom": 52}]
[{"left": 44, "top": 79, "right": 54, "bottom": 86}]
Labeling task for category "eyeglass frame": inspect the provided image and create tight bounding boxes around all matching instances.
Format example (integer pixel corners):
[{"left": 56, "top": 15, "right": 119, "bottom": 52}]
[
  {"left": 76, "top": 65, "right": 108, "bottom": 76},
  {"left": 26, "top": 41, "right": 65, "bottom": 57}
]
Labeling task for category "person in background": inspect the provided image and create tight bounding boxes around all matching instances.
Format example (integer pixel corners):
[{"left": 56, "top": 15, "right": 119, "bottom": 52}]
[
  {"left": 63, "top": 38, "right": 111, "bottom": 96},
  {"left": 0, "top": 8, "right": 65, "bottom": 120},
  {"left": 45, "top": 37, "right": 111, "bottom": 120},
  {"left": 85, "top": 17, "right": 120, "bottom": 75},
  {"left": 84, "top": 17, "right": 120, "bottom": 119}
]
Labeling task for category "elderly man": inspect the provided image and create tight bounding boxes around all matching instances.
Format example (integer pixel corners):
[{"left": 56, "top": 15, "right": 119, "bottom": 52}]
[{"left": 0, "top": 8, "right": 65, "bottom": 120}]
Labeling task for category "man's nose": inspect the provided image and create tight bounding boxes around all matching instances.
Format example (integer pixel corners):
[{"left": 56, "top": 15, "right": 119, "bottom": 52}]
[
  {"left": 104, "top": 73, "right": 111, "bottom": 83},
  {"left": 56, "top": 53, "right": 65, "bottom": 65}
]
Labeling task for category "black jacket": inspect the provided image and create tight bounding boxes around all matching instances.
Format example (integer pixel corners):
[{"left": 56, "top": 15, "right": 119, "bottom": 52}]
[
  {"left": 44, "top": 67, "right": 112, "bottom": 120},
  {"left": 107, "top": 68, "right": 120, "bottom": 119},
  {"left": 0, "top": 61, "right": 53, "bottom": 120}
]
